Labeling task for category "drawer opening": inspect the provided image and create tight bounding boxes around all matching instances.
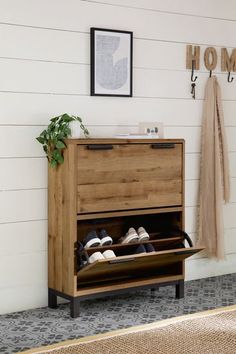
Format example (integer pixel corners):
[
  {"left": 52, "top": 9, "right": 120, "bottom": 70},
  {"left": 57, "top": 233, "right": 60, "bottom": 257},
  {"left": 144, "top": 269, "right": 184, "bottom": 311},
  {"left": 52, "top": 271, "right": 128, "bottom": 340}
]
[
  {"left": 77, "top": 211, "right": 183, "bottom": 248},
  {"left": 76, "top": 211, "right": 191, "bottom": 274}
]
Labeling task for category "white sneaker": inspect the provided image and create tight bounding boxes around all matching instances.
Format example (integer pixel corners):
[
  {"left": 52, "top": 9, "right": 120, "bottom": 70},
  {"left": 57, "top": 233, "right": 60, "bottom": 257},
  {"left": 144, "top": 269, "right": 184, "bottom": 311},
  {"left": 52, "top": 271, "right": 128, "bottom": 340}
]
[
  {"left": 103, "top": 250, "right": 116, "bottom": 259},
  {"left": 137, "top": 227, "right": 150, "bottom": 242},
  {"left": 119, "top": 228, "right": 139, "bottom": 244},
  {"left": 88, "top": 252, "right": 105, "bottom": 264},
  {"left": 89, "top": 250, "right": 116, "bottom": 263}
]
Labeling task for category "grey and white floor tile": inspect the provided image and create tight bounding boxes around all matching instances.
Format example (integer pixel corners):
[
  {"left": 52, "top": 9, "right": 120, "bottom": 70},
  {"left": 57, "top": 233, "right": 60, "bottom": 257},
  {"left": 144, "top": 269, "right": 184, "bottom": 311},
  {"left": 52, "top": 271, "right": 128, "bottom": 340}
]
[{"left": 0, "top": 273, "right": 235, "bottom": 353}]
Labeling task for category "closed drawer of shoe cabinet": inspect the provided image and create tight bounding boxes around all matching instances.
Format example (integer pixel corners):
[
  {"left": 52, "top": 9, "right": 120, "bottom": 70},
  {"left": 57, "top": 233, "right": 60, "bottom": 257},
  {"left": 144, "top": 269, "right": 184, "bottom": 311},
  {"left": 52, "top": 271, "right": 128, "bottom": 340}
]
[{"left": 77, "top": 142, "right": 183, "bottom": 214}]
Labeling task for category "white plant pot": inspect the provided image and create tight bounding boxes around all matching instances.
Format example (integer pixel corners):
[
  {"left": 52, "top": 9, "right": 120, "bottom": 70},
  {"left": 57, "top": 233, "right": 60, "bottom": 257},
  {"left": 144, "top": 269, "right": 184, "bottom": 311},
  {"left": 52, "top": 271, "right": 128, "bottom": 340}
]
[{"left": 69, "top": 121, "right": 81, "bottom": 139}]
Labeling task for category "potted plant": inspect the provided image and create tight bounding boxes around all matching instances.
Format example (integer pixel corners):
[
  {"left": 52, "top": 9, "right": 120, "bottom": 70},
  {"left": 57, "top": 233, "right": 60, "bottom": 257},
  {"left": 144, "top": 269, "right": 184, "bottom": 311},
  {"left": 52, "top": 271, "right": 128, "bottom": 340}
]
[{"left": 36, "top": 113, "right": 89, "bottom": 168}]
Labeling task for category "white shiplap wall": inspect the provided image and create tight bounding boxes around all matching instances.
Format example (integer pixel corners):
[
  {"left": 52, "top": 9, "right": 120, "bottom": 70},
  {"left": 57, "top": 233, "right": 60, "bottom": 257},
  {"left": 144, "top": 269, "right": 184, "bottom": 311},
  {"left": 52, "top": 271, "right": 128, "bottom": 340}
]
[{"left": 0, "top": 0, "right": 236, "bottom": 314}]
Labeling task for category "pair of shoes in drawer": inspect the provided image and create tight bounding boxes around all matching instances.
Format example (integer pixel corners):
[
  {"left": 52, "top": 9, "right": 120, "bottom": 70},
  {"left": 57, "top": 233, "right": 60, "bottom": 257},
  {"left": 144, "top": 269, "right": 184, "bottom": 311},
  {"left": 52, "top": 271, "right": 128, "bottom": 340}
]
[
  {"left": 84, "top": 229, "right": 113, "bottom": 249},
  {"left": 89, "top": 250, "right": 116, "bottom": 264},
  {"left": 119, "top": 227, "right": 150, "bottom": 244},
  {"left": 135, "top": 244, "right": 155, "bottom": 254}
]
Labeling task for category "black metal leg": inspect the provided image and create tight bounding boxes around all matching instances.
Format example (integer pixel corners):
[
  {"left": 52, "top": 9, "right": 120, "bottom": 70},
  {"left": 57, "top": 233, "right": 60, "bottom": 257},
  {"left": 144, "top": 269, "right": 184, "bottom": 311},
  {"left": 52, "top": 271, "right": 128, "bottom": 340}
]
[
  {"left": 176, "top": 280, "right": 184, "bottom": 299},
  {"left": 48, "top": 288, "right": 58, "bottom": 308},
  {"left": 70, "top": 298, "right": 80, "bottom": 318}
]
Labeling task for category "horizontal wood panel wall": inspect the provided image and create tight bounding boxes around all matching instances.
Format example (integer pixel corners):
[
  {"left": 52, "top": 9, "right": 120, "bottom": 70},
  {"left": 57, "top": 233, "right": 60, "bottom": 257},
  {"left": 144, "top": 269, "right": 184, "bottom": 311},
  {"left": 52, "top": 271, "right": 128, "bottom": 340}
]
[{"left": 0, "top": 0, "right": 236, "bottom": 314}]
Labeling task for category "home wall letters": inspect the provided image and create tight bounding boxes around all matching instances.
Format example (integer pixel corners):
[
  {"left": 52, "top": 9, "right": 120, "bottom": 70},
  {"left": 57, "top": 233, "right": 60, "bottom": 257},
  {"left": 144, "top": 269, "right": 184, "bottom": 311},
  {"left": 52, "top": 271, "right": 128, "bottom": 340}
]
[
  {"left": 186, "top": 45, "right": 236, "bottom": 72},
  {"left": 186, "top": 45, "right": 236, "bottom": 99}
]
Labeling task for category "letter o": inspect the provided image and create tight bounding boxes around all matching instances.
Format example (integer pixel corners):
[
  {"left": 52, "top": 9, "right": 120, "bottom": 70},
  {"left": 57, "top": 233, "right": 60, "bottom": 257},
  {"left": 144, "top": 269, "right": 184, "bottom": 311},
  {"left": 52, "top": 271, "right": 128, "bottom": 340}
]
[{"left": 204, "top": 47, "right": 217, "bottom": 71}]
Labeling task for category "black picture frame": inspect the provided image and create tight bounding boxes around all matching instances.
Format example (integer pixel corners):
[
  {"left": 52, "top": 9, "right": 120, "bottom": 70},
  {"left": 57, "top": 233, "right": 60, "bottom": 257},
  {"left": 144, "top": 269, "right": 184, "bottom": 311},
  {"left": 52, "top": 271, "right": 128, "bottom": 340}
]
[{"left": 90, "top": 27, "right": 133, "bottom": 97}]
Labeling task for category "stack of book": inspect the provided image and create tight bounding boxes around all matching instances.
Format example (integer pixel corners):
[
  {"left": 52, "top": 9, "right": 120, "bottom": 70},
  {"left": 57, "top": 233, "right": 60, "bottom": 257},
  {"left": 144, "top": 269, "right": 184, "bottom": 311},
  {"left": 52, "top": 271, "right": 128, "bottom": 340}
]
[{"left": 114, "top": 133, "right": 159, "bottom": 139}]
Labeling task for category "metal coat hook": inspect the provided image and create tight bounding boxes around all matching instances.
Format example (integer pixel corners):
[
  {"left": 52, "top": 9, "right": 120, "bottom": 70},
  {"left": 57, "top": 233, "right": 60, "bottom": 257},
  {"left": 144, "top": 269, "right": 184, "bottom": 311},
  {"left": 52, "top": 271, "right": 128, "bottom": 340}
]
[
  {"left": 190, "top": 60, "right": 197, "bottom": 99},
  {"left": 227, "top": 72, "right": 234, "bottom": 83},
  {"left": 191, "top": 60, "right": 198, "bottom": 82},
  {"left": 209, "top": 70, "right": 212, "bottom": 78}
]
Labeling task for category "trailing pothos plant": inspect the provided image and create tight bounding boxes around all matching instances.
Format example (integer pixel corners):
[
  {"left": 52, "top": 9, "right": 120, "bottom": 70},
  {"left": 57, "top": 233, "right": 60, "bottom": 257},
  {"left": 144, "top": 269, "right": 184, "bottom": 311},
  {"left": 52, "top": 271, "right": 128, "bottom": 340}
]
[{"left": 36, "top": 113, "right": 89, "bottom": 168}]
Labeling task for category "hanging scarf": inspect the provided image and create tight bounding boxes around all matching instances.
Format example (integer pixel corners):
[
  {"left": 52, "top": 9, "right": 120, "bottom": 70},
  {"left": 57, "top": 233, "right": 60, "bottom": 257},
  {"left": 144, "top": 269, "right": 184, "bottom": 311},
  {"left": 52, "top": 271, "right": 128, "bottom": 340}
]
[{"left": 197, "top": 76, "right": 230, "bottom": 259}]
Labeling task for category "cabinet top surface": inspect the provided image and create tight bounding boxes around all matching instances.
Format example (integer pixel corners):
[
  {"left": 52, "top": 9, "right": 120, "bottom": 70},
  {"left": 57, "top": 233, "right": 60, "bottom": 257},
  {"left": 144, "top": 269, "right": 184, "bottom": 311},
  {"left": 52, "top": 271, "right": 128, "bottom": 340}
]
[{"left": 65, "top": 138, "right": 185, "bottom": 145}]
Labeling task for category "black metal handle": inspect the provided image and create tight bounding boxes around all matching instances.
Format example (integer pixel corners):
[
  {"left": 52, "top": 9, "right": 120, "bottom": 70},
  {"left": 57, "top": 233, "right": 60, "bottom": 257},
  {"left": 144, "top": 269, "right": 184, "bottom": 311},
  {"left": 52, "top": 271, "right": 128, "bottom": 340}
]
[
  {"left": 175, "top": 250, "right": 196, "bottom": 255},
  {"left": 109, "top": 258, "right": 135, "bottom": 264},
  {"left": 87, "top": 144, "right": 113, "bottom": 150},
  {"left": 151, "top": 143, "right": 175, "bottom": 149},
  {"left": 182, "top": 231, "right": 193, "bottom": 248}
]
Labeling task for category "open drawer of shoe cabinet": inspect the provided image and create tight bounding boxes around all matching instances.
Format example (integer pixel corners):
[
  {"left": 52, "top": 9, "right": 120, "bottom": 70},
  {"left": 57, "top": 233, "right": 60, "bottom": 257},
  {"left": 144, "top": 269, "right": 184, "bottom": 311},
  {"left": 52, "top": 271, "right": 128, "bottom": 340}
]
[
  {"left": 77, "top": 141, "right": 183, "bottom": 213},
  {"left": 76, "top": 211, "right": 203, "bottom": 287},
  {"left": 77, "top": 246, "right": 202, "bottom": 287}
]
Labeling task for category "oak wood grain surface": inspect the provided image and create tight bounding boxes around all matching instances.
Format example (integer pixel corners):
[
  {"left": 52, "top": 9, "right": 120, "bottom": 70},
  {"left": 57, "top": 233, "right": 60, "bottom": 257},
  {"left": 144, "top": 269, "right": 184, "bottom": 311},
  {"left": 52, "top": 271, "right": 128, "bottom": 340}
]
[
  {"left": 77, "top": 247, "right": 202, "bottom": 283},
  {"left": 77, "top": 143, "right": 183, "bottom": 213}
]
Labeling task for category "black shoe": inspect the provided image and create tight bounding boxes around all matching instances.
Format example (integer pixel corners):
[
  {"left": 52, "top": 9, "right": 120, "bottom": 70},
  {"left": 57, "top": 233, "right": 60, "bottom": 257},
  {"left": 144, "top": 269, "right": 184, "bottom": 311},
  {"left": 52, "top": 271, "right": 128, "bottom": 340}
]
[
  {"left": 99, "top": 229, "right": 113, "bottom": 246},
  {"left": 83, "top": 230, "right": 101, "bottom": 249},
  {"left": 135, "top": 244, "right": 146, "bottom": 254},
  {"left": 145, "top": 244, "right": 155, "bottom": 253},
  {"left": 77, "top": 241, "right": 87, "bottom": 270}
]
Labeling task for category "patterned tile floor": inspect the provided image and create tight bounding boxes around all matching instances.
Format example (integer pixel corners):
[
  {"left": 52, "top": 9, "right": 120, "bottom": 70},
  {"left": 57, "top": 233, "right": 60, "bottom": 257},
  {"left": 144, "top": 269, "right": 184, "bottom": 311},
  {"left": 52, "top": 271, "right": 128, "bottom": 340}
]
[{"left": 0, "top": 273, "right": 236, "bottom": 353}]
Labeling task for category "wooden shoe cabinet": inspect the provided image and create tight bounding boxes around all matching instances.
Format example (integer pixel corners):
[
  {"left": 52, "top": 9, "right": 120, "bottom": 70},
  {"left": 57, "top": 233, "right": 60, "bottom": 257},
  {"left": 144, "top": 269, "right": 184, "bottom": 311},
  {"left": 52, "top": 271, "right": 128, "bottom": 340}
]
[{"left": 48, "top": 138, "right": 203, "bottom": 317}]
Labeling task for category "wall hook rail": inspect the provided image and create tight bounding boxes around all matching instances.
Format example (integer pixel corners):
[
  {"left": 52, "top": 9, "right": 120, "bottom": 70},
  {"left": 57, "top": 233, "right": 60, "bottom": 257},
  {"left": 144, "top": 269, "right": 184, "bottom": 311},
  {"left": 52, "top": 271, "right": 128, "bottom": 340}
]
[{"left": 227, "top": 72, "right": 234, "bottom": 83}]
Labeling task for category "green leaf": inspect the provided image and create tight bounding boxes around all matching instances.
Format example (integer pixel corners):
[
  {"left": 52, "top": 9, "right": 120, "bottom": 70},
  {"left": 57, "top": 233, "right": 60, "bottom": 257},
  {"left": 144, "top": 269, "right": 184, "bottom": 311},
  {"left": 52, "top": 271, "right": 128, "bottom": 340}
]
[
  {"left": 61, "top": 113, "right": 72, "bottom": 122},
  {"left": 56, "top": 140, "right": 66, "bottom": 149},
  {"left": 57, "top": 154, "right": 64, "bottom": 164},
  {"left": 52, "top": 149, "right": 64, "bottom": 164},
  {"left": 36, "top": 136, "right": 45, "bottom": 144},
  {"left": 50, "top": 159, "right": 57, "bottom": 168},
  {"left": 52, "top": 149, "right": 60, "bottom": 159},
  {"left": 50, "top": 116, "right": 60, "bottom": 123},
  {"left": 43, "top": 145, "right": 48, "bottom": 153}
]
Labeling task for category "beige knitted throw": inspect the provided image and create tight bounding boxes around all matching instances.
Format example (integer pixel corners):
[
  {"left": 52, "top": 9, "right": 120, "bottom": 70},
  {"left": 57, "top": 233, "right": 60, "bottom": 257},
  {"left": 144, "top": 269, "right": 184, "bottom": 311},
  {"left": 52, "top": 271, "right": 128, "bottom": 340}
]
[{"left": 197, "top": 76, "right": 230, "bottom": 259}]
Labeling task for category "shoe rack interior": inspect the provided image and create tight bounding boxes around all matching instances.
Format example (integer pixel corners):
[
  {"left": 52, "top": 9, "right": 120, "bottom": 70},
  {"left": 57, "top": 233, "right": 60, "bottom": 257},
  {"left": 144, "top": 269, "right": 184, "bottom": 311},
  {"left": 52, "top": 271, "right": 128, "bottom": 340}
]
[{"left": 48, "top": 139, "right": 203, "bottom": 317}]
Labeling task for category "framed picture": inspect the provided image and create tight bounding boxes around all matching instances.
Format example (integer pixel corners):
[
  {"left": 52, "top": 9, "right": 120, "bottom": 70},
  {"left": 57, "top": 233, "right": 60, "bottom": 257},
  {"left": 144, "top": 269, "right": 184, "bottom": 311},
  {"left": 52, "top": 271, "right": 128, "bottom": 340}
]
[{"left": 90, "top": 27, "right": 133, "bottom": 97}]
